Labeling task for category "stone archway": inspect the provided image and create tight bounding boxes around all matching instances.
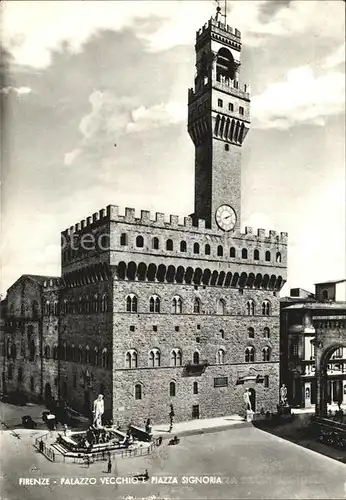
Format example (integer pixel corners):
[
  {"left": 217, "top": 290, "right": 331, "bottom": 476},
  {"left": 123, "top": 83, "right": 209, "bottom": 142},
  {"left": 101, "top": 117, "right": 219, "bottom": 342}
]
[{"left": 315, "top": 341, "right": 346, "bottom": 416}]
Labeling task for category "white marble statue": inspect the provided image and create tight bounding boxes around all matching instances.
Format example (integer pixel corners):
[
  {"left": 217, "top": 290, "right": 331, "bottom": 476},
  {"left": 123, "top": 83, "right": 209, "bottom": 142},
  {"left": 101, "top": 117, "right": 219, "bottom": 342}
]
[
  {"left": 280, "top": 384, "right": 288, "bottom": 406},
  {"left": 93, "top": 394, "right": 104, "bottom": 428},
  {"left": 243, "top": 388, "right": 252, "bottom": 412}
]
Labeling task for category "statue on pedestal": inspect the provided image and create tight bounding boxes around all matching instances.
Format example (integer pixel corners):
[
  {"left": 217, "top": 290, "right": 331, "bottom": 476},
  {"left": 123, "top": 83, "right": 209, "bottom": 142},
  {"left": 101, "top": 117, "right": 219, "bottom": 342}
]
[
  {"left": 280, "top": 384, "right": 288, "bottom": 406},
  {"left": 93, "top": 394, "right": 104, "bottom": 428},
  {"left": 243, "top": 388, "right": 252, "bottom": 412}
]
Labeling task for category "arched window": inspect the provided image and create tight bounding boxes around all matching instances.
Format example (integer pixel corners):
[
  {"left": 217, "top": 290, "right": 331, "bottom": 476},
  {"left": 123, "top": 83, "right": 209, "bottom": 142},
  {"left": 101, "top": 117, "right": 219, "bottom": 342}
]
[
  {"left": 152, "top": 237, "right": 159, "bottom": 250},
  {"left": 125, "top": 350, "right": 138, "bottom": 369},
  {"left": 44, "top": 345, "right": 51, "bottom": 359},
  {"left": 136, "top": 235, "right": 144, "bottom": 248},
  {"left": 193, "top": 243, "right": 200, "bottom": 254},
  {"left": 217, "top": 299, "right": 226, "bottom": 315},
  {"left": 102, "top": 348, "right": 109, "bottom": 368},
  {"left": 262, "top": 300, "right": 270, "bottom": 316},
  {"left": 149, "top": 348, "right": 160, "bottom": 367},
  {"left": 216, "top": 47, "right": 235, "bottom": 82},
  {"left": 242, "top": 248, "right": 248, "bottom": 259},
  {"left": 166, "top": 239, "right": 173, "bottom": 251},
  {"left": 135, "top": 383, "right": 142, "bottom": 400},
  {"left": 32, "top": 301, "right": 39, "bottom": 319},
  {"left": 85, "top": 345, "right": 90, "bottom": 364},
  {"left": 193, "top": 351, "right": 200, "bottom": 365},
  {"left": 126, "top": 294, "right": 138, "bottom": 313},
  {"left": 171, "top": 349, "right": 182, "bottom": 366},
  {"left": 169, "top": 381, "right": 176, "bottom": 397},
  {"left": 217, "top": 349, "right": 225, "bottom": 364},
  {"left": 101, "top": 294, "right": 108, "bottom": 312},
  {"left": 263, "top": 327, "right": 270, "bottom": 338},
  {"left": 220, "top": 329, "right": 225, "bottom": 339},
  {"left": 254, "top": 249, "right": 259, "bottom": 260},
  {"left": 149, "top": 295, "right": 160, "bottom": 313},
  {"left": 262, "top": 347, "right": 271, "bottom": 362},
  {"left": 180, "top": 241, "right": 187, "bottom": 252},
  {"left": 45, "top": 301, "right": 50, "bottom": 316},
  {"left": 217, "top": 245, "right": 223, "bottom": 257},
  {"left": 245, "top": 346, "right": 255, "bottom": 362},
  {"left": 230, "top": 247, "right": 236, "bottom": 258},
  {"left": 172, "top": 296, "right": 183, "bottom": 314},
  {"left": 276, "top": 252, "right": 282, "bottom": 263},
  {"left": 193, "top": 298, "right": 201, "bottom": 314},
  {"left": 120, "top": 233, "right": 127, "bottom": 246},
  {"left": 248, "top": 327, "right": 254, "bottom": 338},
  {"left": 193, "top": 382, "right": 198, "bottom": 394},
  {"left": 205, "top": 244, "right": 211, "bottom": 255},
  {"left": 265, "top": 251, "right": 271, "bottom": 262},
  {"left": 246, "top": 300, "right": 255, "bottom": 316},
  {"left": 264, "top": 375, "right": 269, "bottom": 388}
]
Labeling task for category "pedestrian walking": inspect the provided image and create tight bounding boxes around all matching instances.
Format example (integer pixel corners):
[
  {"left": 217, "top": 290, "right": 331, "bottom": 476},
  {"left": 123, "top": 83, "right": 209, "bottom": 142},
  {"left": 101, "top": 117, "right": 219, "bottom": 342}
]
[
  {"left": 107, "top": 458, "right": 112, "bottom": 474},
  {"left": 169, "top": 404, "right": 174, "bottom": 432}
]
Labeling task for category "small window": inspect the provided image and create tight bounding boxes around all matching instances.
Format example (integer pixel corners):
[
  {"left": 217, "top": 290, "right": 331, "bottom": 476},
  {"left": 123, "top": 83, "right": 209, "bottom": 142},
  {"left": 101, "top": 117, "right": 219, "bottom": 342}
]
[
  {"left": 152, "top": 237, "right": 159, "bottom": 250},
  {"left": 120, "top": 233, "right": 127, "bottom": 246},
  {"left": 192, "top": 404, "right": 200, "bottom": 419},
  {"left": 193, "top": 298, "right": 201, "bottom": 314},
  {"left": 135, "top": 383, "right": 142, "bottom": 400},
  {"left": 217, "top": 245, "right": 223, "bottom": 257},
  {"left": 180, "top": 241, "right": 187, "bottom": 252},
  {"left": 169, "top": 381, "right": 176, "bottom": 397},
  {"left": 254, "top": 249, "right": 259, "bottom": 260},
  {"left": 276, "top": 252, "right": 282, "bottom": 263},
  {"left": 225, "top": 144, "right": 229, "bottom": 151},
  {"left": 193, "top": 242, "right": 200, "bottom": 254},
  {"left": 153, "top": 325, "right": 157, "bottom": 332},
  {"left": 166, "top": 239, "right": 173, "bottom": 251},
  {"left": 136, "top": 235, "right": 144, "bottom": 248},
  {"left": 217, "top": 349, "right": 225, "bottom": 364},
  {"left": 205, "top": 244, "right": 211, "bottom": 255},
  {"left": 263, "top": 327, "right": 270, "bottom": 338},
  {"left": 265, "top": 251, "right": 271, "bottom": 262},
  {"left": 248, "top": 327, "right": 254, "bottom": 338},
  {"left": 264, "top": 375, "right": 269, "bottom": 388},
  {"left": 242, "top": 248, "right": 248, "bottom": 259},
  {"left": 218, "top": 98, "right": 223, "bottom": 107},
  {"left": 193, "top": 382, "right": 198, "bottom": 394},
  {"left": 217, "top": 299, "right": 225, "bottom": 315},
  {"left": 228, "top": 102, "right": 234, "bottom": 111},
  {"left": 230, "top": 247, "right": 236, "bottom": 258},
  {"left": 214, "top": 377, "right": 228, "bottom": 388},
  {"left": 246, "top": 300, "right": 255, "bottom": 316},
  {"left": 262, "top": 347, "right": 271, "bottom": 362},
  {"left": 220, "top": 329, "right": 225, "bottom": 339},
  {"left": 197, "top": 324, "right": 201, "bottom": 330},
  {"left": 196, "top": 336, "right": 200, "bottom": 343},
  {"left": 175, "top": 326, "right": 180, "bottom": 332},
  {"left": 130, "top": 325, "right": 135, "bottom": 332},
  {"left": 239, "top": 106, "right": 244, "bottom": 115},
  {"left": 193, "top": 351, "right": 200, "bottom": 365}
]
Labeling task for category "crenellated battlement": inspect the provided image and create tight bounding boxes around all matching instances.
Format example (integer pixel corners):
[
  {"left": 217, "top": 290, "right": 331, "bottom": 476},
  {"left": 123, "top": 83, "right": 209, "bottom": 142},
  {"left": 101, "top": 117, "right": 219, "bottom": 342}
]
[
  {"left": 196, "top": 17, "right": 241, "bottom": 40},
  {"left": 61, "top": 205, "right": 288, "bottom": 244}
]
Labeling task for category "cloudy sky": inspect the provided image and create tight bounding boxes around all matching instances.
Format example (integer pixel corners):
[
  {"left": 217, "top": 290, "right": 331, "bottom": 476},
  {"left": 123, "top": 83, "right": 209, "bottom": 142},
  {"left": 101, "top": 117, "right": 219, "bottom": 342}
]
[{"left": 1, "top": 0, "right": 345, "bottom": 295}]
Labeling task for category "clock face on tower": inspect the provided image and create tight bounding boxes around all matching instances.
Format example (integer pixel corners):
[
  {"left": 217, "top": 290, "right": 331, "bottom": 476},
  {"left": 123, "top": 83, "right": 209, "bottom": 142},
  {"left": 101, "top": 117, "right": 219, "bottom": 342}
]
[{"left": 215, "top": 205, "right": 237, "bottom": 231}]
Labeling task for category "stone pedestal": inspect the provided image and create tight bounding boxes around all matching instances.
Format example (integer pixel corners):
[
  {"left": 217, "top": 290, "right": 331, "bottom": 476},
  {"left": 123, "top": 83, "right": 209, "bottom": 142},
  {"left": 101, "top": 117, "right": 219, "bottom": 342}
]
[{"left": 246, "top": 410, "right": 254, "bottom": 422}]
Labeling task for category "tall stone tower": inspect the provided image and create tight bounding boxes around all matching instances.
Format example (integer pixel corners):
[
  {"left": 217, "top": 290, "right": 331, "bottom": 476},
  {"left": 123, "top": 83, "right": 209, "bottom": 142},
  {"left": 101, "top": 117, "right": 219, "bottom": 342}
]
[{"left": 188, "top": 14, "right": 250, "bottom": 231}]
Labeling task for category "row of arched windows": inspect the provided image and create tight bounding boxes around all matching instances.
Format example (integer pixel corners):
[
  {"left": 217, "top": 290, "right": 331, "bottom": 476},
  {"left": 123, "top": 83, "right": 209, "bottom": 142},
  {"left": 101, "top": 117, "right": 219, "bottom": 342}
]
[
  {"left": 125, "top": 346, "right": 271, "bottom": 367},
  {"left": 51, "top": 295, "right": 109, "bottom": 315},
  {"left": 134, "top": 380, "right": 201, "bottom": 400},
  {"left": 248, "top": 327, "right": 270, "bottom": 338},
  {"left": 121, "top": 234, "right": 282, "bottom": 263},
  {"left": 126, "top": 295, "right": 272, "bottom": 316},
  {"left": 43, "top": 344, "right": 110, "bottom": 368}
]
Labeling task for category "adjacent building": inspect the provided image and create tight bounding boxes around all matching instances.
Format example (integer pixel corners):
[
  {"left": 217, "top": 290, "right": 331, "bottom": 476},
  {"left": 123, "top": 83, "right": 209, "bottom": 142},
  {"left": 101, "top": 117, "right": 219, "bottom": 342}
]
[{"left": 280, "top": 281, "right": 346, "bottom": 409}]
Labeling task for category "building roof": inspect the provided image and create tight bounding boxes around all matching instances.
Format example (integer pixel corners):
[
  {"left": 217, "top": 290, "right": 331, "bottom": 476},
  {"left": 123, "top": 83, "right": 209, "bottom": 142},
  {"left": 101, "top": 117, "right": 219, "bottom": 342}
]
[
  {"left": 314, "top": 279, "right": 346, "bottom": 286},
  {"left": 282, "top": 302, "right": 346, "bottom": 311},
  {"left": 280, "top": 297, "right": 316, "bottom": 303},
  {"left": 7, "top": 274, "right": 60, "bottom": 292}
]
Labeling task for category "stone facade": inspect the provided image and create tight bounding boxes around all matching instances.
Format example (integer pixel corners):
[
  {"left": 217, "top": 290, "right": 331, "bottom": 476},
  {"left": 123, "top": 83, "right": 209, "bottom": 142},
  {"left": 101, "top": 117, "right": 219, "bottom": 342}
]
[{"left": 0, "top": 15, "right": 288, "bottom": 427}]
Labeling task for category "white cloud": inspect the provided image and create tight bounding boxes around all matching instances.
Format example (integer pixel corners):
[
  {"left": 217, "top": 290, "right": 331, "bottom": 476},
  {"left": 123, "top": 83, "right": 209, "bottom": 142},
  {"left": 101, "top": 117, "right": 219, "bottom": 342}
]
[
  {"left": 322, "top": 43, "right": 345, "bottom": 69},
  {"left": 252, "top": 66, "right": 345, "bottom": 129},
  {"left": 64, "top": 148, "right": 82, "bottom": 166},
  {"left": 126, "top": 102, "right": 186, "bottom": 133},
  {"left": 4, "top": 1, "right": 344, "bottom": 68},
  {"left": 0, "top": 86, "right": 31, "bottom": 94}
]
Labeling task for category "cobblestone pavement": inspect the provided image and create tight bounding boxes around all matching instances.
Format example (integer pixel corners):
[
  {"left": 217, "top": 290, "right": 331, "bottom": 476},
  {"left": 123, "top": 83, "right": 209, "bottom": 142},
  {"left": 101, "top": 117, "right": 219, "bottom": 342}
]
[{"left": 1, "top": 423, "right": 346, "bottom": 500}]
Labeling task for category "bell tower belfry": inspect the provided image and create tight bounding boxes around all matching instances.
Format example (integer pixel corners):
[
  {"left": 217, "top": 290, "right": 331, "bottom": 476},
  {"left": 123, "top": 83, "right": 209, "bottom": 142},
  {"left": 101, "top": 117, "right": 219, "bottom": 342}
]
[{"left": 188, "top": 9, "right": 250, "bottom": 231}]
